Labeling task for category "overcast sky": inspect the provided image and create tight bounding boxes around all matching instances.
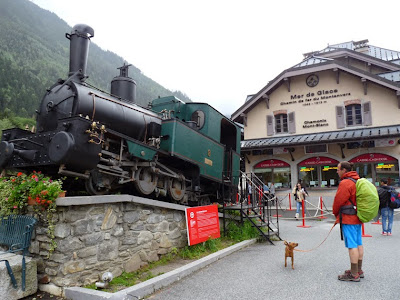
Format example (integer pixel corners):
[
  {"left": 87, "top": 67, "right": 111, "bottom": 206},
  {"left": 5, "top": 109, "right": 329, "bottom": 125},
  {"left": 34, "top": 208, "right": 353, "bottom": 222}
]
[{"left": 30, "top": 0, "right": 399, "bottom": 116}]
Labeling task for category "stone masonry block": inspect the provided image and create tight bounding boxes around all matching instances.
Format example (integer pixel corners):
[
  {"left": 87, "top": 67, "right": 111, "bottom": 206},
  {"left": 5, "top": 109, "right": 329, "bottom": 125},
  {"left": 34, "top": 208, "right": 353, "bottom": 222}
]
[{"left": 0, "top": 253, "right": 37, "bottom": 299}]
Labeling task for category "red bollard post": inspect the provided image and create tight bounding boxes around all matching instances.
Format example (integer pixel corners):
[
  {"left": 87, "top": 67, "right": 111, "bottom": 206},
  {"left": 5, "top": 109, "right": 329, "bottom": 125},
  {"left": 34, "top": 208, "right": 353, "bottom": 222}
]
[
  {"left": 297, "top": 200, "right": 311, "bottom": 228},
  {"left": 288, "top": 193, "right": 293, "bottom": 210},
  {"left": 362, "top": 223, "right": 372, "bottom": 237},
  {"left": 317, "top": 196, "right": 327, "bottom": 219},
  {"left": 372, "top": 218, "right": 381, "bottom": 225}
]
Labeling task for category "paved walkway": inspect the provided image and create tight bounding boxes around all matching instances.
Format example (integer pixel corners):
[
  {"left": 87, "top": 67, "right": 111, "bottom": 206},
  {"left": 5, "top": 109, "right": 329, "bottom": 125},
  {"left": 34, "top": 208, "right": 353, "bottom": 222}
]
[{"left": 147, "top": 217, "right": 400, "bottom": 300}]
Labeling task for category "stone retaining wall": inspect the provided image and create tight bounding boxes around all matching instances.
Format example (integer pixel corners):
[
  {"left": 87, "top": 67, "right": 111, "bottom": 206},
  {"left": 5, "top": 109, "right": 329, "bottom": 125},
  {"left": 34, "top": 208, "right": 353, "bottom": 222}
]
[{"left": 29, "top": 195, "right": 189, "bottom": 289}]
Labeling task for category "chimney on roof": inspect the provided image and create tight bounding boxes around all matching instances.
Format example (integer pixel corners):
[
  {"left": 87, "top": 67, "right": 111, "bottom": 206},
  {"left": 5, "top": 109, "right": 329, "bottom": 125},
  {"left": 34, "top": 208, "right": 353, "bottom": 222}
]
[
  {"left": 354, "top": 39, "right": 369, "bottom": 54},
  {"left": 303, "top": 51, "right": 319, "bottom": 59}
]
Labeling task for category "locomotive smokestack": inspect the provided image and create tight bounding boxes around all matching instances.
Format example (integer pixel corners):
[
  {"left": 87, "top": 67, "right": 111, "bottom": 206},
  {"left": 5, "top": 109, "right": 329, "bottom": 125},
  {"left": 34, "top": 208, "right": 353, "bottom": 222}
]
[{"left": 66, "top": 24, "right": 94, "bottom": 81}]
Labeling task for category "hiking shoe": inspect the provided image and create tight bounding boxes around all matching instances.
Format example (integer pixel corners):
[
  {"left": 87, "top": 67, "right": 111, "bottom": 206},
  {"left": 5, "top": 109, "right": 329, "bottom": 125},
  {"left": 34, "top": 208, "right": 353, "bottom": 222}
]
[
  {"left": 382, "top": 232, "right": 388, "bottom": 236},
  {"left": 338, "top": 272, "right": 360, "bottom": 282},
  {"left": 345, "top": 269, "right": 364, "bottom": 278}
]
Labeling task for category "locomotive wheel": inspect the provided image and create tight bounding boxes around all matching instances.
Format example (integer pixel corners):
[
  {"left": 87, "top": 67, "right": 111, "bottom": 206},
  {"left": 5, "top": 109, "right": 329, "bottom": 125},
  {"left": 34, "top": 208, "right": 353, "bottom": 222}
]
[
  {"left": 199, "top": 196, "right": 211, "bottom": 206},
  {"left": 134, "top": 167, "right": 158, "bottom": 195},
  {"left": 85, "top": 170, "right": 111, "bottom": 195},
  {"left": 168, "top": 178, "right": 186, "bottom": 202}
]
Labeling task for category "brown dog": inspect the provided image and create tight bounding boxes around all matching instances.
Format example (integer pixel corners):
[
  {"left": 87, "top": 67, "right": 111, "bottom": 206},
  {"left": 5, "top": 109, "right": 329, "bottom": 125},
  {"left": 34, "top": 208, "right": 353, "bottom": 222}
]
[{"left": 284, "top": 241, "right": 299, "bottom": 269}]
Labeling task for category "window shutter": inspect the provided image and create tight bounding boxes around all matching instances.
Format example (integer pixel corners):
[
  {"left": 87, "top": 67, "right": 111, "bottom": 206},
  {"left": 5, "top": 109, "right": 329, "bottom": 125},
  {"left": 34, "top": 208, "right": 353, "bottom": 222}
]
[
  {"left": 336, "top": 106, "right": 345, "bottom": 129},
  {"left": 362, "top": 101, "right": 372, "bottom": 126},
  {"left": 267, "top": 115, "right": 274, "bottom": 136},
  {"left": 288, "top": 112, "right": 296, "bottom": 134}
]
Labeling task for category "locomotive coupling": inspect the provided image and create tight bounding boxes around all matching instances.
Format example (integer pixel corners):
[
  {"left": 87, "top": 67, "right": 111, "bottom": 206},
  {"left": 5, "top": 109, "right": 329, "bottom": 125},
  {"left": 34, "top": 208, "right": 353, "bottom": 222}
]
[
  {"left": 0, "top": 141, "right": 37, "bottom": 168},
  {"left": 0, "top": 141, "right": 15, "bottom": 168}
]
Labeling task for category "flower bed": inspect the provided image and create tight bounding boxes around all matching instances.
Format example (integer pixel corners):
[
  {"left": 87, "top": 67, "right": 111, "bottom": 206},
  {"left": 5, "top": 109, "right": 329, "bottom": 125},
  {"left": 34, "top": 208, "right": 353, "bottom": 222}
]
[{"left": 0, "top": 171, "right": 64, "bottom": 256}]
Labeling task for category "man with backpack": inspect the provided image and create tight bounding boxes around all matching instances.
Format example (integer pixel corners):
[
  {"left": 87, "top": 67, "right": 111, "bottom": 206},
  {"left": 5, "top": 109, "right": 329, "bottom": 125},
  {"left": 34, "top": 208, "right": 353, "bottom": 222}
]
[
  {"left": 332, "top": 161, "right": 363, "bottom": 282},
  {"left": 378, "top": 178, "right": 394, "bottom": 236}
]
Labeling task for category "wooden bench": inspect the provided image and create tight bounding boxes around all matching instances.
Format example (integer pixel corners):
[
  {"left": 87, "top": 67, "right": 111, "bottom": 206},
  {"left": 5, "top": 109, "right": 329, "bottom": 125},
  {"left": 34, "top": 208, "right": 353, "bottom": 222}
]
[{"left": 0, "top": 215, "right": 37, "bottom": 291}]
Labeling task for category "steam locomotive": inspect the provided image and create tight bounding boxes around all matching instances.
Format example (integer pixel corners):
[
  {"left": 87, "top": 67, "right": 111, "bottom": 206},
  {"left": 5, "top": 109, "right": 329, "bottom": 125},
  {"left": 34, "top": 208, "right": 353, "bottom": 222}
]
[{"left": 0, "top": 24, "right": 241, "bottom": 205}]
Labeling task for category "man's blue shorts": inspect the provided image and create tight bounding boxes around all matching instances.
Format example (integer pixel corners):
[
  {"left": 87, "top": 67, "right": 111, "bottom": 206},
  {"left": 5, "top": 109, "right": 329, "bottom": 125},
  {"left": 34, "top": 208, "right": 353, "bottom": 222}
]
[{"left": 342, "top": 224, "right": 362, "bottom": 248}]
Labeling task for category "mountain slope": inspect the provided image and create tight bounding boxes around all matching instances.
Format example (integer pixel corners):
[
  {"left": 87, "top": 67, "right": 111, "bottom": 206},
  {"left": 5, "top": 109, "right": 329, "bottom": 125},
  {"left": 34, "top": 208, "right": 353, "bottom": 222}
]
[{"left": 0, "top": 0, "right": 191, "bottom": 117}]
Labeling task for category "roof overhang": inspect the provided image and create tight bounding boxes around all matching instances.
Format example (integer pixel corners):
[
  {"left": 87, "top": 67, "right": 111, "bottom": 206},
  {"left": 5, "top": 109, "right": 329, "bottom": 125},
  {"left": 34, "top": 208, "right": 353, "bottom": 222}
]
[
  {"left": 314, "top": 48, "right": 400, "bottom": 71},
  {"left": 241, "top": 125, "right": 400, "bottom": 150}
]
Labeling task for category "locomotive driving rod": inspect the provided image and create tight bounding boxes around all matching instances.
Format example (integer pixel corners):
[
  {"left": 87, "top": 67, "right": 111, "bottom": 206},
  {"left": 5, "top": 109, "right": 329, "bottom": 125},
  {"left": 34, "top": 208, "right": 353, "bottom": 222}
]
[{"left": 58, "top": 165, "right": 90, "bottom": 179}]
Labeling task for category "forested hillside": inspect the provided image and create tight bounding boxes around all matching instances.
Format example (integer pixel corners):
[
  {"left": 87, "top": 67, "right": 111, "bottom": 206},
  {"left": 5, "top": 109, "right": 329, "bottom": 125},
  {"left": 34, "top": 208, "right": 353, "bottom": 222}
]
[{"left": 0, "top": 0, "right": 191, "bottom": 120}]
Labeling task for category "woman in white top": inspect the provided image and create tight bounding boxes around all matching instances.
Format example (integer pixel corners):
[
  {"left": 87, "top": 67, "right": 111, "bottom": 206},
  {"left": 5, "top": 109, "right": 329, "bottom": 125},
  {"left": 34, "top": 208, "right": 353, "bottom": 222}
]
[{"left": 292, "top": 183, "right": 306, "bottom": 219}]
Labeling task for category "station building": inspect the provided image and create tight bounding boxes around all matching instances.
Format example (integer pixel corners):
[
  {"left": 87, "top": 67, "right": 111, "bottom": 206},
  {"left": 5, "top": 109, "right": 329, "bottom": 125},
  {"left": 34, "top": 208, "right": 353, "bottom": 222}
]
[{"left": 232, "top": 40, "right": 400, "bottom": 190}]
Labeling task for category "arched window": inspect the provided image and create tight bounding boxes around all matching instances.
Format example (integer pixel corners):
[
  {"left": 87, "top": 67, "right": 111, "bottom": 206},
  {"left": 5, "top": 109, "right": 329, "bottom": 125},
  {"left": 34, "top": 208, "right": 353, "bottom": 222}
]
[
  {"left": 346, "top": 104, "right": 362, "bottom": 126},
  {"left": 191, "top": 110, "right": 205, "bottom": 129},
  {"left": 275, "top": 113, "right": 288, "bottom": 133}
]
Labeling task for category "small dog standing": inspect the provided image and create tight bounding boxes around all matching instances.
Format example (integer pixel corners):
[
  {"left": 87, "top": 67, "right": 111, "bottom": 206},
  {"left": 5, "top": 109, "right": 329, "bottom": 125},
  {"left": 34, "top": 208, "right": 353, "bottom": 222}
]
[{"left": 284, "top": 241, "right": 299, "bottom": 269}]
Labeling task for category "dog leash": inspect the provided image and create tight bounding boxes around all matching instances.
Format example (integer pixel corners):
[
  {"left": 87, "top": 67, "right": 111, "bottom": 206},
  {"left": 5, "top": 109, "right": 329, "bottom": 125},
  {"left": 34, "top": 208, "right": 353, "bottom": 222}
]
[{"left": 293, "top": 223, "right": 337, "bottom": 252}]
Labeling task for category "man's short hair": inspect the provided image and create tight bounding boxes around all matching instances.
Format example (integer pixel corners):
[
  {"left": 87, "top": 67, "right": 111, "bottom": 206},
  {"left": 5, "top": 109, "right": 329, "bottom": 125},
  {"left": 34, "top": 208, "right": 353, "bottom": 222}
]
[
  {"left": 339, "top": 161, "right": 354, "bottom": 172},
  {"left": 381, "top": 178, "right": 388, "bottom": 184}
]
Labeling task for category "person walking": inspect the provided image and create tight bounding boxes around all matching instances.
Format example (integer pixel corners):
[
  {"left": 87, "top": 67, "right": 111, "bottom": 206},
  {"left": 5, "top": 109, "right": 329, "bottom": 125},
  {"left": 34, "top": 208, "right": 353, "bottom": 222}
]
[
  {"left": 292, "top": 183, "right": 306, "bottom": 220},
  {"left": 263, "top": 183, "right": 270, "bottom": 194},
  {"left": 333, "top": 161, "right": 363, "bottom": 282},
  {"left": 269, "top": 182, "right": 276, "bottom": 197},
  {"left": 269, "top": 182, "right": 276, "bottom": 206},
  {"left": 378, "top": 178, "right": 394, "bottom": 236}
]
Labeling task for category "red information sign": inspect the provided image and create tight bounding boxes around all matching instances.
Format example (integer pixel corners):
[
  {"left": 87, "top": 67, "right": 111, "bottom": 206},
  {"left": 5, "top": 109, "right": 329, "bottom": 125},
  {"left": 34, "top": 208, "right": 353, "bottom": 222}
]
[
  {"left": 185, "top": 205, "right": 220, "bottom": 246},
  {"left": 349, "top": 153, "right": 396, "bottom": 163}
]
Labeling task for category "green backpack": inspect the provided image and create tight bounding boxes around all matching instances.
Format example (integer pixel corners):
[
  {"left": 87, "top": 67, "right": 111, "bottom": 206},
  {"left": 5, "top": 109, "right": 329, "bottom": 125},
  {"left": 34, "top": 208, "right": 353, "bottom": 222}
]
[{"left": 345, "top": 178, "right": 379, "bottom": 223}]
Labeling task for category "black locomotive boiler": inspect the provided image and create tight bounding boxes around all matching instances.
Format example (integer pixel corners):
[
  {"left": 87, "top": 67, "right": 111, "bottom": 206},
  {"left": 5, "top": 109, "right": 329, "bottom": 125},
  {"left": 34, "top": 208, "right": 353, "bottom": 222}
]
[{"left": 0, "top": 24, "right": 241, "bottom": 205}]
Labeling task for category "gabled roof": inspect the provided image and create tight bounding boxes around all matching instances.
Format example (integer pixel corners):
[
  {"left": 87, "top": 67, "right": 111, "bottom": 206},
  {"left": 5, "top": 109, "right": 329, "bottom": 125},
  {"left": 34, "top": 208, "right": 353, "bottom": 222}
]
[
  {"left": 292, "top": 55, "right": 333, "bottom": 68},
  {"left": 231, "top": 40, "right": 400, "bottom": 123}
]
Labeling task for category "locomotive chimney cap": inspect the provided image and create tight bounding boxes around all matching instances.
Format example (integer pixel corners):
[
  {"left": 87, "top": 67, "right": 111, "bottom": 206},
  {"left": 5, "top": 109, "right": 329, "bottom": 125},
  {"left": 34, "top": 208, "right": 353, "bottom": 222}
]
[
  {"left": 71, "top": 24, "right": 94, "bottom": 38},
  {"left": 118, "top": 63, "right": 132, "bottom": 78}
]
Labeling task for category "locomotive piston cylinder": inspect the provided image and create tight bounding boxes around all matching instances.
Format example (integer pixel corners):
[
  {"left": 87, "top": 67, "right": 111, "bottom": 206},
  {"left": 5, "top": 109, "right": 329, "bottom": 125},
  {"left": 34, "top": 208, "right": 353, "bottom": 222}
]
[{"left": 48, "top": 129, "right": 101, "bottom": 170}]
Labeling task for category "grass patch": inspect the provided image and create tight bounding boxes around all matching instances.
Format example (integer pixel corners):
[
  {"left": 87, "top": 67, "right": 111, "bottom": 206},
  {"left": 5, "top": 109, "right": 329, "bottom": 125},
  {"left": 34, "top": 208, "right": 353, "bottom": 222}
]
[{"left": 85, "top": 220, "right": 259, "bottom": 293}]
